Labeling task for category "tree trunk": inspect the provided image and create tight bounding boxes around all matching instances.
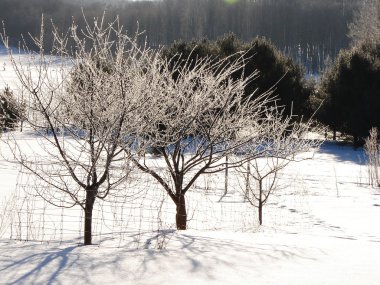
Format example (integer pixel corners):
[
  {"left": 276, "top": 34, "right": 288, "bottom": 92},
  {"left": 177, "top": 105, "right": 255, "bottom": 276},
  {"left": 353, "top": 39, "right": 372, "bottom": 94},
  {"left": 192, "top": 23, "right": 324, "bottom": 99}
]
[
  {"left": 259, "top": 181, "right": 263, "bottom": 225},
  {"left": 224, "top": 155, "right": 228, "bottom": 196},
  {"left": 84, "top": 190, "right": 96, "bottom": 245},
  {"left": 333, "top": 129, "right": 336, "bottom": 141},
  {"left": 353, "top": 134, "right": 363, "bottom": 149},
  {"left": 175, "top": 194, "right": 187, "bottom": 230},
  {"left": 245, "top": 162, "right": 250, "bottom": 200},
  {"left": 258, "top": 200, "right": 263, "bottom": 225}
]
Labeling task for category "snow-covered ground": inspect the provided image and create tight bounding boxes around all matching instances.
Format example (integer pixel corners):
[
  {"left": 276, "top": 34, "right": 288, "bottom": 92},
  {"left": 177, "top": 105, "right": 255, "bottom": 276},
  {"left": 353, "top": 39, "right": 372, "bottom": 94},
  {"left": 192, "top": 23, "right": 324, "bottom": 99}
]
[
  {"left": 0, "top": 44, "right": 19, "bottom": 91},
  {"left": 0, "top": 44, "right": 70, "bottom": 94},
  {"left": 0, "top": 134, "right": 379, "bottom": 284},
  {"left": 1, "top": 47, "right": 380, "bottom": 285}
]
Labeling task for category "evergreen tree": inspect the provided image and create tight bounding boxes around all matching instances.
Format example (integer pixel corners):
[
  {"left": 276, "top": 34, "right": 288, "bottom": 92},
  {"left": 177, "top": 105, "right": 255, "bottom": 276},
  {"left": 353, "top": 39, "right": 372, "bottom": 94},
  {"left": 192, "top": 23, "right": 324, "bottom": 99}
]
[
  {"left": 162, "top": 34, "right": 311, "bottom": 118},
  {"left": 320, "top": 42, "right": 380, "bottom": 146},
  {"left": 0, "top": 87, "right": 21, "bottom": 130}
]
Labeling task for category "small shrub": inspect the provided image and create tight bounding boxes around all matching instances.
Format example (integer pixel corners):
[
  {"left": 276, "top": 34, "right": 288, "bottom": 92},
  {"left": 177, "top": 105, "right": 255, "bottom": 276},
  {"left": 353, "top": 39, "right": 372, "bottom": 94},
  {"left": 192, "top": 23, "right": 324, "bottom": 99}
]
[
  {"left": 0, "top": 86, "right": 21, "bottom": 130},
  {"left": 365, "top": 127, "right": 380, "bottom": 187}
]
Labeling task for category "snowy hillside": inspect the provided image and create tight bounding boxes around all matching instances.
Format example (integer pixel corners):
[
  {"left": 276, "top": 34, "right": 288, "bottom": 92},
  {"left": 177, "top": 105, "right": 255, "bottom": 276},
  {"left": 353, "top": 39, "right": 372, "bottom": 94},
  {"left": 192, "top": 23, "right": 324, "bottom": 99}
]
[
  {"left": 0, "top": 45, "right": 33, "bottom": 91},
  {"left": 1, "top": 134, "right": 380, "bottom": 284},
  {"left": 0, "top": 44, "right": 15, "bottom": 90},
  {"left": 0, "top": 45, "right": 68, "bottom": 92},
  {"left": 1, "top": 42, "right": 380, "bottom": 285}
]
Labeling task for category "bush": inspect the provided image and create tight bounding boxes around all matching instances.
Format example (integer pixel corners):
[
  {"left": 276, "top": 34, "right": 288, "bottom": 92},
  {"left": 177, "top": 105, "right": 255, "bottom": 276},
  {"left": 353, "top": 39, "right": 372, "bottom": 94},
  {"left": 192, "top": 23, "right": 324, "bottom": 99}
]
[
  {"left": 319, "top": 42, "right": 380, "bottom": 145},
  {"left": 0, "top": 87, "right": 21, "bottom": 130}
]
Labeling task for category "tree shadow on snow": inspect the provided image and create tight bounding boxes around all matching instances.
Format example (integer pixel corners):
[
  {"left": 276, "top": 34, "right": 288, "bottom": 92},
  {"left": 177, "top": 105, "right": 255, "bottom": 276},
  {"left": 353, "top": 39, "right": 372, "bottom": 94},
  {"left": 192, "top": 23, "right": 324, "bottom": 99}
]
[
  {"left": 0, "top": 230, "right": 326, "bottom": 284},
  {"left": 318, "top": 141, "right": 366, "bottom": 165},
  {"left": 0, "top": 242, "right": 85, "bottom": 285},
  {"left": 137, "top": 231, "right": 321, "bottom": 282}
]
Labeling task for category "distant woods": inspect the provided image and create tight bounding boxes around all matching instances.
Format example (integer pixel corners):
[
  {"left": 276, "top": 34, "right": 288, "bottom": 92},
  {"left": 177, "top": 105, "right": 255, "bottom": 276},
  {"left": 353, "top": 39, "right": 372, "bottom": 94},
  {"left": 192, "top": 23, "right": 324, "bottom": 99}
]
[{"left": 0, "top": 0, "right": 359, "bottom": 73}]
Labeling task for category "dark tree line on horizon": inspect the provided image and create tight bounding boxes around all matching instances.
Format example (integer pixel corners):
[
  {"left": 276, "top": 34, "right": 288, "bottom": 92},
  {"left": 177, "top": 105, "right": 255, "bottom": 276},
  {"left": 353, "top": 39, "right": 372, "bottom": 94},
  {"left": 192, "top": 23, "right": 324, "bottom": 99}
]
[{"left": 0, "top": 0, "right": 359, "bottom": 73}]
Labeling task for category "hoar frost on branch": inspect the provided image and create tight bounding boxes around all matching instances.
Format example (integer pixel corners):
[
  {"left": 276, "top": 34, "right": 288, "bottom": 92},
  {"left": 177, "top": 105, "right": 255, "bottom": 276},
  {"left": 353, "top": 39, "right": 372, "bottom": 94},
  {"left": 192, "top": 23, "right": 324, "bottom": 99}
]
[
  {"left": 236, "top": 111, "right": 323, "bottom": 225},
  {"left": 365, "top": 127, "right": 380, "bottom": 187},
  {"left": 130, "top": 52, "right": 322, "bottom": 230},
  {"left": 1, "top": 15, "right": 159, "bottom": 245},
  {"left": 1, "top": 13, "right": 323, "bottom": 239}
]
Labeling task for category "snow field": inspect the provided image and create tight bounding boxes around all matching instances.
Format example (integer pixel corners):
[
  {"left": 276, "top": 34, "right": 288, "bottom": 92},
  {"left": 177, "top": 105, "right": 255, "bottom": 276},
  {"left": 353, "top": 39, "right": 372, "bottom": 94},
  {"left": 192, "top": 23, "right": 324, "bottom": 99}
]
[
  {"left": 1, "top": 48, "right": 380, "bottom": 284},
  {"left": 0, "top": 131, "right": 262, "bottom": 245},
  {"left": 1, "top": 135, "right": 380, "bottom": 284}
]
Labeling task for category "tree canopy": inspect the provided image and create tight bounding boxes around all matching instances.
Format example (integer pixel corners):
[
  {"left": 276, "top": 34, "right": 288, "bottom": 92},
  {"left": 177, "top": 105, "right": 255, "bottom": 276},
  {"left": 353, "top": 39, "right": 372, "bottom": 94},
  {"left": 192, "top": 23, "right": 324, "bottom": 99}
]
[{"left": 162, "top": 34, "right": 311, "bottom": 118}]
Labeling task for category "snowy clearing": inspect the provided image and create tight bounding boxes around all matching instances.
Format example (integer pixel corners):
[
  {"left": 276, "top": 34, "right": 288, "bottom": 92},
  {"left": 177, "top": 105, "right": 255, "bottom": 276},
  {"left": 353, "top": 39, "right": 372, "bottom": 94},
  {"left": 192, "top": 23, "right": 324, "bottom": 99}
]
[
  {"left": 1, "top": 44, "right": 380, "bottom": 285},
  {"left": 1, "top": 135, "right": 380, "bottom": 284}
]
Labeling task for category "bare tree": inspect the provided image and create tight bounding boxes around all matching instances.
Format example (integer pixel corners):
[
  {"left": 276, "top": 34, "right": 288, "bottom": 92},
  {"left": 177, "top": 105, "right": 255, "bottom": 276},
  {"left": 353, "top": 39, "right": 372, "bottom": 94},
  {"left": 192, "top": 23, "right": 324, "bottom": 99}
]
[
  {"left": 242, "top": 157, "right": 286, "bottom": 226},
  {"left": 365, "top": 127, "right": 380, "bottom": 187},
  {"left": 236, "top": 115, "right": 322, "bottom": 225},
  {"left": 348, "top": 0, "right": 380, "bottom": 45},
  {"left": 128, "top": 51, "right": 294, "bottom": 230},
  {"left": 1, "top": 15, "right": 155, "bottom": 245}
]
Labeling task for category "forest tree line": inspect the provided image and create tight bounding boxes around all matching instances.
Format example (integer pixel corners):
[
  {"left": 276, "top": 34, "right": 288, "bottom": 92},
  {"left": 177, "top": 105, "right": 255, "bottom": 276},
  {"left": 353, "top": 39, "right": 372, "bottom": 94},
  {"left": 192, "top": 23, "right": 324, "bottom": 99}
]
[{"left": 0, "top": 0, "right": 359, "bottom": 73}]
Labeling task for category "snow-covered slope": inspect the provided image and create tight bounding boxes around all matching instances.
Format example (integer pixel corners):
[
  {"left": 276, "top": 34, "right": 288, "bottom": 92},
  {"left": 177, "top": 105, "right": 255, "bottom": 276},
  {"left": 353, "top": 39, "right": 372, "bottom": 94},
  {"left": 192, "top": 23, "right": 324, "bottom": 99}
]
[
  {"left": 0, "top": 50, "right": 379, "bottom": 283},
  {"left": 0, "top": 134, "right": 379, "bottom": 284},
  {"left": 0, "top": 45, "right": 69, "bottom": 92},
  {"left": 0, "top": 49, "right": 379, "bottom": 284},
  {"left": 0, "top": 44, "right": 16, "bottom": 90}
]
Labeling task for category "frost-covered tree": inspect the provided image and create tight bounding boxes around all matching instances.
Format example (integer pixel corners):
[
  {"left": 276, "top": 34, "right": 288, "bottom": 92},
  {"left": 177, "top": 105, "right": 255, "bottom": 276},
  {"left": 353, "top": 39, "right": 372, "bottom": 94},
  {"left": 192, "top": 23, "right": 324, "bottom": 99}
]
[
  {"left": 365, "top": 127, "right": 380, "bottom": 187},
  {"left": 130, "top": 52, "right": 319, "bottom": 230},
  {"left": 348, "top": 0, "right": 380, "bottom": 45},
  {"left": 162, "top": 35, "right": 312, "bottom": 119},
  {"left": 237, "top": 114, "right": 322, "bottom": 225},
  {"left": 1, "top": 15, "right": 155, "bottom": 245}
]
